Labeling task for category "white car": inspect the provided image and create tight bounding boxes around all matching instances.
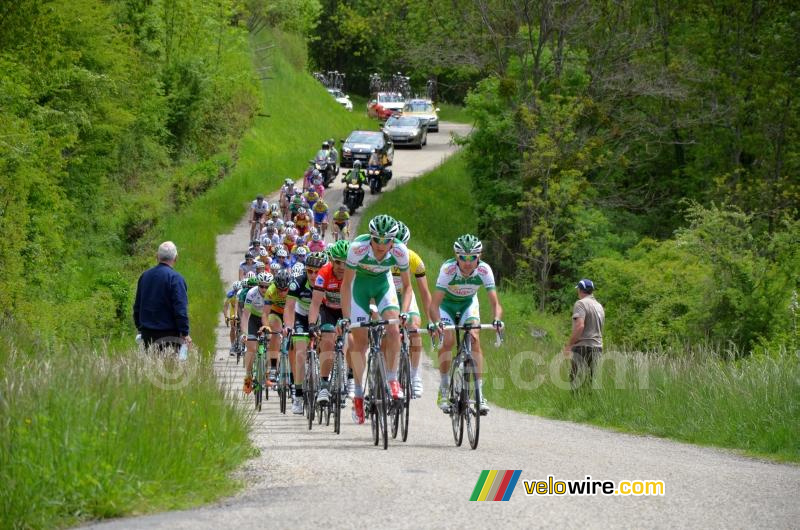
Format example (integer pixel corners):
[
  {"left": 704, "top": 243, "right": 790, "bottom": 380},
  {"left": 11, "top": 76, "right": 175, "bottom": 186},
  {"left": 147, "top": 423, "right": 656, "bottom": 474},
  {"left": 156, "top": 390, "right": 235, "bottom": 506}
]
[{"left": 327, "top": 88, "right": 353, "bottom": 111}]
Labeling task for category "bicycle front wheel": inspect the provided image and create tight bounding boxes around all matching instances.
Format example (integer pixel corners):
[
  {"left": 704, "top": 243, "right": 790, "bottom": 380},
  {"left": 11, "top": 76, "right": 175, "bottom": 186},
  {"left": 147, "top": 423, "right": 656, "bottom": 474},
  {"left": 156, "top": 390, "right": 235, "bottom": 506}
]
[
  {"left": 399, "top": 349, "right": 411, "bottom": 442},
  {"left": 278, "top": 354, "right": 288, "bottom": 414},
  {"left": 450, "top": 363, "right": 464, "bottom": 447},
  {"left": 255, "top": 355, "right": 266, "bottom": 412},
  {"left": 464, "top": 358, "right": 480, "bottom": 450},
  {"left": 332, "top": 352, "right": 342, "bottom": 434}
]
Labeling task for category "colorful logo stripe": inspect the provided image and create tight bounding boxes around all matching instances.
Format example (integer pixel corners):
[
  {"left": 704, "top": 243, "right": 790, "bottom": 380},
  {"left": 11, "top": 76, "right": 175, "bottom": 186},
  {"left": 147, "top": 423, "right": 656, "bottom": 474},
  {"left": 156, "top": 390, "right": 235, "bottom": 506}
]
[{"left": 470, "top": 470, "right": 522, "bottom": 501}]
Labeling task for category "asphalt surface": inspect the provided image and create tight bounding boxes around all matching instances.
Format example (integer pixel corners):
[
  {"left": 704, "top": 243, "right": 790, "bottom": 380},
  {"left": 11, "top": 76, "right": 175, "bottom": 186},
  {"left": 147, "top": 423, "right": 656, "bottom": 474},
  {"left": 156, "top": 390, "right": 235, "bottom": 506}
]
[{"left": 87, "top": 122, "right": 800, "bottom": 529}]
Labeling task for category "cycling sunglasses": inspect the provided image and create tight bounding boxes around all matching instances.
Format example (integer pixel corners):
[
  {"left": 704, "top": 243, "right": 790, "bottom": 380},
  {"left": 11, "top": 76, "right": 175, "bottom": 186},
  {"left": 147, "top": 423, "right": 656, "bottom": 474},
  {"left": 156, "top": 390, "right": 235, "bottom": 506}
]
[
  {"left": 258, "top": 283, "right": 269, "bottom": 288},
  {"left": 457, "top": 254, "right": 479, "bottom": 262},
  {"left": 332, "top": 259, "right": 346, "bottom": 266},
  {"left": 371, "top": 236, "right": 393, "bottom": 245}
]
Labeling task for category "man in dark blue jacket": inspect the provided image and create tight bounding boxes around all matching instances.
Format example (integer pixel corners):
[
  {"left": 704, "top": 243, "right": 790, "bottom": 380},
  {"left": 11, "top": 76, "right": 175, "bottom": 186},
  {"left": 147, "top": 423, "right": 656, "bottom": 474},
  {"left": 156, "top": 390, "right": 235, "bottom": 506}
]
[{"left": 134, "top": 241, "right": 192, "bottom": 351}]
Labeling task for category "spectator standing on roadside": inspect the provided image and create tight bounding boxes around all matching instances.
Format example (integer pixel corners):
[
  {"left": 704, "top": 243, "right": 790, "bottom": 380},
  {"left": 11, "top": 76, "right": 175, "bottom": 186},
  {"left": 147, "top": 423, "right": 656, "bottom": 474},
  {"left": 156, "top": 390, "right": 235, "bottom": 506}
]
[
  {"left": 133, "top": 241, "right": 192, "bottom": 352},
  {"left": 563, "top": 279, "right": 604, "bottom": 389}
]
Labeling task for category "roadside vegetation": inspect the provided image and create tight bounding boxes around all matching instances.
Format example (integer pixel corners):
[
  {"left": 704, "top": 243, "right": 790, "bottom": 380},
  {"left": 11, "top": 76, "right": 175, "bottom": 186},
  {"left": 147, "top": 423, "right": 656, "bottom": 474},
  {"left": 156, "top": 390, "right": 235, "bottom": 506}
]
[
  {"left": 0, "top": 1, "right": 372, "bottom": 524},
  {"left": 358, "top": 154, "right": 800, "bottom": 462}
]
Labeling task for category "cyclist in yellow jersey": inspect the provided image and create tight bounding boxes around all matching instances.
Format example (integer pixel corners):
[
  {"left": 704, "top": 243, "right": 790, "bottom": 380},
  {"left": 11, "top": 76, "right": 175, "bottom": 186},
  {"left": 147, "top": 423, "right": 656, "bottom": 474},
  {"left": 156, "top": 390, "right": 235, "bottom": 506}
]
[
  {"left": 391, "top": 221, "right": 433, "bottom": 397},
  {"left": 223, "top": 280, "right": 241, "bottom": 356},
  {"left": 332, "top": 205, "right": 350, "bottom": 240}
]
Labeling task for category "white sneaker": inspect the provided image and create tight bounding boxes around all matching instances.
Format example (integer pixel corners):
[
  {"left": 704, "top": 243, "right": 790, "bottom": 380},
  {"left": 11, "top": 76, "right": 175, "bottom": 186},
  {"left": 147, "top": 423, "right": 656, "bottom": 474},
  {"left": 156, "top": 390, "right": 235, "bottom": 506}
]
[
  {"left": 411, "top": 375, "right": 423, "bottom": 398},
  {"left": 317, "top": 387, "right": 330, "bottom": 404},
  {"left": 292, "top": 397, "right": 304, "bottom": 415}
]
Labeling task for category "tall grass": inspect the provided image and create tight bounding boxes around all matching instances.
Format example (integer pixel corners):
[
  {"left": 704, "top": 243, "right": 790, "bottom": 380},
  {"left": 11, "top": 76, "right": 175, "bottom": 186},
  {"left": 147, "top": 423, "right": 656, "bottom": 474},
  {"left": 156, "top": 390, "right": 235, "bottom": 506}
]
[
  {"left": 0, "top": 29, "right": 379, "bottom": 528},
  {"left": 0, "top": 328, "right": 253, "bottom": 528},
  {"left": 358, "top": 153, "right": 800, "bottom": 461}
]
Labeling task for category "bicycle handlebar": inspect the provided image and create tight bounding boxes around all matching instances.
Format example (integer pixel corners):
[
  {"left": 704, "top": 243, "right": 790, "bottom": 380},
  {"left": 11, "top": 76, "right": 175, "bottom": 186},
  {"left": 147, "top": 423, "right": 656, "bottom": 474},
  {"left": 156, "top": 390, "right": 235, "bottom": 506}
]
[{"left": 347, "top": 318, "right": 401, "bottom": 329}]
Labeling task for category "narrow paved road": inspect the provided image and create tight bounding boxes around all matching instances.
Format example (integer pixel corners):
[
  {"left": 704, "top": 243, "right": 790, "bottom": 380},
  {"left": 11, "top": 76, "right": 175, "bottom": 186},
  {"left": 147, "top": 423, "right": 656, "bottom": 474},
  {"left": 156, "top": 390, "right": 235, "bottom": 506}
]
[{"left": 88, "top": 122, "right": 799, "bottom": 529}]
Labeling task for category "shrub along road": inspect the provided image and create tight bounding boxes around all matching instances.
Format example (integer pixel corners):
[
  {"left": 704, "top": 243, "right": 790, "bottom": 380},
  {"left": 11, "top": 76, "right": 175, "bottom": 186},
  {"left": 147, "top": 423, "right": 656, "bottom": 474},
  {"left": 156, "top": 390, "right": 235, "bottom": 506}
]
[{"left": 88, "top": 122, "right": 799, "bottom": 529}]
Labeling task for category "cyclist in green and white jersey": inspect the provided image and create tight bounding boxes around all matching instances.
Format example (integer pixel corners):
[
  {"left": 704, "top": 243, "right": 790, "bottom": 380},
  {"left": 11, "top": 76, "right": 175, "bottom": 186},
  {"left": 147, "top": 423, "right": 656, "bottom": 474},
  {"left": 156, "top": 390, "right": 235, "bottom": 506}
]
[
  {"left": 428, "top": 234, "right": 503, "bottom": 414},
  {"left": 340, "top": 215, "right": 413, "bottom": 424}
]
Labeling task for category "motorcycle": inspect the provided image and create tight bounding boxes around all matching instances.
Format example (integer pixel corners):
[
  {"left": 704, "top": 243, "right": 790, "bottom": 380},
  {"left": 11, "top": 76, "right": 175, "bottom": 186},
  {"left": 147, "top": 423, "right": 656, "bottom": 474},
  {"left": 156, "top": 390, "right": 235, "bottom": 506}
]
[
  {"left": 366, "top": 164, "right": 392, "bottom": 194},
  {"left": 314, "top": 150, "right": 336, "bottom": 188},
  {"left": 342, "top": 171, "right": 365, "bottom": 214}
]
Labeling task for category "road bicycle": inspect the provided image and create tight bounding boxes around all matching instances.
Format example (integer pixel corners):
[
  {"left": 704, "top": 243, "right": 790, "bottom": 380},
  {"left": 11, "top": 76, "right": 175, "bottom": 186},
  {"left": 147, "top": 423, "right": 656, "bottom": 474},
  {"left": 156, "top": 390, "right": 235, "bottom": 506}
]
[
  {"left": 344, "top": 318, "right": 403, "bottom": 450},
  {"left": 254, "top": 330, "right": 281, "bottom": 411},
  {"left": 226, "top": 316, "right": 244, "bottom": 364},
  {"left": 391, "top": 325, "right": 430, "bottom": 442},
  {"left": 439, "top": 316, "right": 504, "bottom": 449}
]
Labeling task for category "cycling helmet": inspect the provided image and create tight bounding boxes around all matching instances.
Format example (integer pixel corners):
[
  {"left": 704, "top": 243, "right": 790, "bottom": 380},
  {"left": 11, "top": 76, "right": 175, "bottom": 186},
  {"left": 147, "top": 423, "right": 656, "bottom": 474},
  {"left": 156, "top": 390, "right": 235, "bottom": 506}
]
[
  {"left": 275, "top": 219, "right": 284, "bottom": 229},
  {"left": 255, "top": 261, "right": 266, "bottom": 270},
  {"left": 322, "top": 141, "right": 330, "bottom": 150},
  {"left": 286, "top": 221, "right": 295, "bottom": 229},
  {"left": 270, "top": 262, "right": 282, "bottom": 274},
  {"left": 294, "top": 246, "right": 308, "bottom": 257},
  {"left": 247, "top": 275, "right": 258, "bottom": 286},
  {"left": 297, "top": 207, "right": 306, "bottom": 215},
  {"left": 259, "top": 248, "right": 268, "bottom": 257},
  {"left": 265, "top": 220, "right": 274, "bottom": 228},
  {"left": 245, "top": 252, "right": 254, "bottom": 259},
  {"left": 338, "top": 204, "right": 347, "bottom": 211},
  {"left": 395, "top": 221, "right": 410, "bottom": 245},
  {"left": 263, "top": 272, "right": 274, "bottom": 285},
  {"left": 312, "top": 233, "right": 321, "bottom": 241},
  {"left": 276, "top": 248, "right": 288, "bottom": 259},
  {"left": 328, "top": 138, "right": 335, "bottom": 147},
  {"left": 328, "top": 240, "right": 350, "bottom": 260},
  {"left": 306, "top": 251, "right": 328, "bottom": 268},
  {"left": 231, "top": 281, "right": 241, "bottom": 291},
  {"left": 245, "top": 271, "right": 257, "bottom": 279},
  {"left": 256, "top": 194, "right": 264, "bottom": 200},
  {"left": 274, "top": 269, "right": 292, "bottom": 289},
  {"left": 368, "top": 214, "right": 398, "bottom": 238},
  {"left": 284, "top": 178, "right": 293, "bottom": 185},
  {"left": 271, "top": 203, "right": 280, "bottom": 212},
  {"left": 312, "top": 169, "right": 321, "bottom": 179},
  {"left": 256, "top": 272, "right": 271, "bottom": 284},
  {"left": 271, "top": 210, "right": 280, "bottom": 219},
  {"left": 453, "top": 234, "right": 483, "bottom": 255},
  {"left": 312, "top": 177, "right": 323, "bottom": 186},
  {"left": 353, "top": 160, "right": 362, "bottom": 169},
  {"left": 291, "top": 262, "right": 305, "bottom": 278}
]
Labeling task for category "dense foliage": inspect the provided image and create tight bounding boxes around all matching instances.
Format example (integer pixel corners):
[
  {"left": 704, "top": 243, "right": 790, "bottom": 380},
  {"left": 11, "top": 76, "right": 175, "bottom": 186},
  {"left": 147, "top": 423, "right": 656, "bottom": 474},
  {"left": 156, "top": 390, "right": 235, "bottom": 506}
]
[
  {"left": 322, "top": 0, "right": 799, "bottom": 353},
  {"left": 0, "top": 0, "right": 260, "bottom": 339}
]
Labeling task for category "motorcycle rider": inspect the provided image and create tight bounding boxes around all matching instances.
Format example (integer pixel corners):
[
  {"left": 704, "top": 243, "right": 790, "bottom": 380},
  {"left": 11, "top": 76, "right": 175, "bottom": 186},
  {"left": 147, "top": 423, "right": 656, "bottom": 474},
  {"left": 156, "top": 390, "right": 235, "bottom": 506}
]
[
  {"left": 342, "top": 160, "right": 367, "bottom": 210},
  {"left": 327, "top": 138, "right": 339, "bottom": 174}
]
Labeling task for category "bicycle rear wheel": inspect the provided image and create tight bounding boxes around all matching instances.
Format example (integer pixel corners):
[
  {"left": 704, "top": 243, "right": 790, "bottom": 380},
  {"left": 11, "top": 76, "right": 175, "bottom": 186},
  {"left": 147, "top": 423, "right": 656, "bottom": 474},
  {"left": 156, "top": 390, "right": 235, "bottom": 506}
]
[
  {"left": 450, "top": 363, "right": 464, "bottom": 447},
  {"left": 464, "top": 358, "right": 480, "bottom": 450}
]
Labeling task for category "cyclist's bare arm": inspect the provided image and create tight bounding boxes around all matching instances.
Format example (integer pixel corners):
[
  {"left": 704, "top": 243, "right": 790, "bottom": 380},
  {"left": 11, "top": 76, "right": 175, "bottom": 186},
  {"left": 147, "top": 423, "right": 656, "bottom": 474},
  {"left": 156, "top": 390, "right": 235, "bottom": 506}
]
[
  {"left": 487, "top": 289, "right": 503, "bottom": 321},
  {"left": 341, "top": 268, "right": 355, "bottom": 321},
  {"left": 415, "top": 274, "right": 433, "bottom": 322},
  {"left": 399, "top": 269, "right": 413, "bottom": 315},
  {"left": 308, "top": 289, "right": 324, "bottom": 326}
]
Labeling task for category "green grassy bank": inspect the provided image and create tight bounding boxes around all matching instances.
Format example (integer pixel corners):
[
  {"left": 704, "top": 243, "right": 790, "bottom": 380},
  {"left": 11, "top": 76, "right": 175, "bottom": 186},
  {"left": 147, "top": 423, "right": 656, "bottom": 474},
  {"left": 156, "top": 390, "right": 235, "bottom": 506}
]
[
  {"left": 358, "top": 153, "right": 800, "bottom": 462},
  {"left": 0, "top": 29, "right": 376, "bottom": 529}
]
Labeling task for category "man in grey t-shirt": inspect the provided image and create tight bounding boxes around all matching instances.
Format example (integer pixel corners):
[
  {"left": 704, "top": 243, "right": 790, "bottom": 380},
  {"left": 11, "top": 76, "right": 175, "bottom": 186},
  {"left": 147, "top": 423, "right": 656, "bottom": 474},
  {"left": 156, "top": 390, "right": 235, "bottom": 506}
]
[{"left": 563, "top": 278, "right": 605, "bottom": 389}]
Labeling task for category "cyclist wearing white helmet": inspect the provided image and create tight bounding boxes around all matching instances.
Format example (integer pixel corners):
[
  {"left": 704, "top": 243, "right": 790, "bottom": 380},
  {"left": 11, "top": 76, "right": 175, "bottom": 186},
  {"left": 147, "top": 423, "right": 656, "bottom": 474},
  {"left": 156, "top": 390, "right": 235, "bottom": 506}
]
[
  {"left": 242, "top": 272, "right": 273, "bottom": 393},
  {"left": 391, "top": 221, "right": 433, "bottom": 398},
  {"left": 340, "top": 214, "right": 412, "bottom": 424},
  {"left": 429, "top": 234, "right": 504, "bottom": 414}
]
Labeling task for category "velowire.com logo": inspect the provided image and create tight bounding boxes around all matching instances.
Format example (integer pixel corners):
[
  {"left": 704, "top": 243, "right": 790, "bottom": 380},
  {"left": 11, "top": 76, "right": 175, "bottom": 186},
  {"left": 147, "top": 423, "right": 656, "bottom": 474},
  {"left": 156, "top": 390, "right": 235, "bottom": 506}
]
[{"left": 470, "top": 470, "right": 522, "bottom": 501}]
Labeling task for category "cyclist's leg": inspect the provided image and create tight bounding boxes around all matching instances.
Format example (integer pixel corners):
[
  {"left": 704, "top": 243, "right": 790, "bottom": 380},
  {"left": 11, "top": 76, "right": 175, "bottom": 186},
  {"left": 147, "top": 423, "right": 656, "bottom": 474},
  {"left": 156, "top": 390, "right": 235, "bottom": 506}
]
[
  {"left": 460, "top": 296, "right": 482, "bottom": 376},
  {"left": 374, "top": 275, "right": 401, "bottom": 381},
  {"left": 268, "top": 313, "right": 283, "bottom": 372},
  {"left": 349, "top": 277, "right": 373, "bottom": 399},
  {"left": 406, "top": 292, "right": 423, "bottom": 373},
  {"left": 292, "top": 317, "right": 309, "bottom": 399},
  {"left": 319, "top": 306, "right": 339, "bottom": 379},
  {"left": 244, "top": 314, "right": 261, "bottom": 384}
]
